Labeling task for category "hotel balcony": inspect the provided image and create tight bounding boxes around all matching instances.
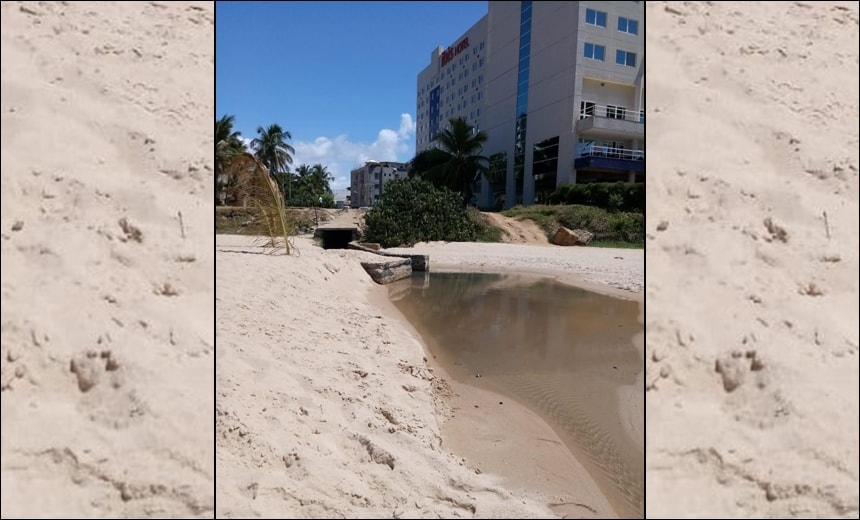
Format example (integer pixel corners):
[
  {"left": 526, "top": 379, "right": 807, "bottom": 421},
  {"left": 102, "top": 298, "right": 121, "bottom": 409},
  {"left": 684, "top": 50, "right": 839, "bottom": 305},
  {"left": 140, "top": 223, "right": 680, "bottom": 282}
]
[
  {"left": 574, "top": 145, "right": 644, "bottom": 174},
  {"left": 576, "top": 104, "right": 644, "bottom": 139}
]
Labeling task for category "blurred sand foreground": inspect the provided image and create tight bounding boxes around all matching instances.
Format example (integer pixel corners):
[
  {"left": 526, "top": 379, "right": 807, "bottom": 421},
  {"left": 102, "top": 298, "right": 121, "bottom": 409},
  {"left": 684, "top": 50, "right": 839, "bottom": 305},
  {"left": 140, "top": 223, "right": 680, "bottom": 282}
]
[
  {"left": 646, "top": 1, "right": 859, "bottom": 518},
  {"left": 1, "top": 2, "right": 214, "bottom": 517}
]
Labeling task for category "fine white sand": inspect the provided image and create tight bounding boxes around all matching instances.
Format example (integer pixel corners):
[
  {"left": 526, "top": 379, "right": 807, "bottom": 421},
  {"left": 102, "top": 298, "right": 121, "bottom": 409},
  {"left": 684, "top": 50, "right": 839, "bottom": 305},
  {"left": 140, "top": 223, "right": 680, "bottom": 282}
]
[
  {"left": 646, "top": 1, "right": 859, "bottom": 518},
  {"left": 216, "top": 235, "right": 643, "bottom": 518},
  {"left": 1, "top": 2, "right": 214, "bottom": 517}
]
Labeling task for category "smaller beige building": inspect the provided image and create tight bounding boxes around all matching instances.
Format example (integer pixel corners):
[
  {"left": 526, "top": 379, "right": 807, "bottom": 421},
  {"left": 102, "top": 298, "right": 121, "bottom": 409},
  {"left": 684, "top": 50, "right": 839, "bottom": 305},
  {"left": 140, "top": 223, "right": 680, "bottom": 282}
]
[{"left": 349, "top": 161, "right": 408, "bottom": 208}]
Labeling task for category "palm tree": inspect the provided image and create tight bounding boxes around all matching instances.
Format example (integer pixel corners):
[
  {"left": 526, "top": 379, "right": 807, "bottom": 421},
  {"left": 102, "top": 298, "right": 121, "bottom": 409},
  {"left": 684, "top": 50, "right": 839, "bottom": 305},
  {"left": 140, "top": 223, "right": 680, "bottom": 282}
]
[
  {"left": 309, "top": 164, "right": 334, "bottom": 197},
  {"left": 293, "top": 163, "right": 312, "bottom": 190},
  {"left": 408, "top": 147, "right": 450, "bottom": 180},
  {"left": 251, "top": 123, "right": 295, "bottom": 180},
  {"left": 409, "top": 117, "right": 488, "bottom": 208},
  {"left": 215, "top": 114, "right": 246, "bottom": 205},
  {"left": 271, "top": 169, "right": 293, "bottom": 206}
]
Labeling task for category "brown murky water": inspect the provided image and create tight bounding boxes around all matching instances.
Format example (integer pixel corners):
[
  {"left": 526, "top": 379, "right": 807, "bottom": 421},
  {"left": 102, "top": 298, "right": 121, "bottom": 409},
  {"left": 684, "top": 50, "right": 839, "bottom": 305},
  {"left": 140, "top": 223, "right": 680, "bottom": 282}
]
[{"left": 388, "top": 271, "right": 643, "bottom": 518}]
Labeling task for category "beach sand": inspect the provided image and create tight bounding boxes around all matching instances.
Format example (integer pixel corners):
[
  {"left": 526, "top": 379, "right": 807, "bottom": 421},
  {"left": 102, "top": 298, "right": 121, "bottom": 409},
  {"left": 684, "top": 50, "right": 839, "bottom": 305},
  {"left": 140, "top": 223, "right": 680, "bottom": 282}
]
[
  {"left": 1, "top": 2, "right": 214, "bottom": 517},
  {"left": 215, "top": 235, "right": 643, "bottom": 518},
  {"left": 646, "top": 1, "right": 859, "bottom": 517}
]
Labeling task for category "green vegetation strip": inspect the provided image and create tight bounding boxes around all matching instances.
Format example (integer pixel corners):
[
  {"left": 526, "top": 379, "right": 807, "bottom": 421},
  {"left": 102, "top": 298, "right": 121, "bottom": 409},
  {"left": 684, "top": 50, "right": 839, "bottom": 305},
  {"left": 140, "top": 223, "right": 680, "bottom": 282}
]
[{"left": 502, "top": 204, "right": 644, "bottom": 247}]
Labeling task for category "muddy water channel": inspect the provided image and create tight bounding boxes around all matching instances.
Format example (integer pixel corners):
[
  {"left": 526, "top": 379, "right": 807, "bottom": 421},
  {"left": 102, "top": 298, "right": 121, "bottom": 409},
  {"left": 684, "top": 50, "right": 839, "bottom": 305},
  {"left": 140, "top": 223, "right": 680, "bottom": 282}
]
[{"left": 388, "top": 271, "right": 643, "bottom": 518}]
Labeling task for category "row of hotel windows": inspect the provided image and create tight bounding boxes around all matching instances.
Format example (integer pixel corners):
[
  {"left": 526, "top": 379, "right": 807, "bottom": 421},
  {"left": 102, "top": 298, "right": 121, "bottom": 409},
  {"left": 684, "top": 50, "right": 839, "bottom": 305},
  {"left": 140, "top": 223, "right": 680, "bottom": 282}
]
[
  {"left": 583, "top": 43, "right": 637, "bottom": 67},
  {"left": 418, "top": 93, "right": 483, "bottom": 121},
  {"left": 418, "top": 72, "right": 484, "bottom": 106},
  {"left": 422, "top": 88, "right": 483, "bottom": 108},
  {"left": 585, "top": 8, "right": 638, "bottom": 35},
  {"left": 421, "top": 97, "right": 482, "bottom": 123},
  {"left": 417, "top": 107, "right": 482, "bottom": 131}
]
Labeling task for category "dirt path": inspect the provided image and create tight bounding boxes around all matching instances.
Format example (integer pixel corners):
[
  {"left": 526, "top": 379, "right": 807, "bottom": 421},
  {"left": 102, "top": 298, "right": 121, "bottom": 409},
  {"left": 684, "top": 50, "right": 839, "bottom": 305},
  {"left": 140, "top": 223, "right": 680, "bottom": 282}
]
[
  {"left": 318, "top": 208, "right": 365, "bottom": 229},
  {"left": 483, "top": 212, "right": 550, "bottom": 246}
]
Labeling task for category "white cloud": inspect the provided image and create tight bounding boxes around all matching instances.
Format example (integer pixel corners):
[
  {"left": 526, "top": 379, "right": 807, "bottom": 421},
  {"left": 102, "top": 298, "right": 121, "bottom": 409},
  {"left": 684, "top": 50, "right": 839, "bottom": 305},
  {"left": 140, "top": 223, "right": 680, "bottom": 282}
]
[{"left": 290, "top": 113, "right": 416, "bottom": 190}]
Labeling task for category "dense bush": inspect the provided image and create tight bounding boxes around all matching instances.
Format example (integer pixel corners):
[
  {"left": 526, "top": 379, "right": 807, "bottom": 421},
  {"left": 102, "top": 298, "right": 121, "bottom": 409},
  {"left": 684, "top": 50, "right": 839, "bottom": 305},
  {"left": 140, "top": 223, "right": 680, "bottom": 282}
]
[
  {"left": 363, "top": 178, "right": 477, "bottom": 247},
  {"left": 287, "top": 191, "right": 335, "bottom": 208},
  {"left": 556, "top": 205, "right": 644, "bottom": 243},
  {"left": 548, "top": 182, "right": 644, "bottom": 213}
]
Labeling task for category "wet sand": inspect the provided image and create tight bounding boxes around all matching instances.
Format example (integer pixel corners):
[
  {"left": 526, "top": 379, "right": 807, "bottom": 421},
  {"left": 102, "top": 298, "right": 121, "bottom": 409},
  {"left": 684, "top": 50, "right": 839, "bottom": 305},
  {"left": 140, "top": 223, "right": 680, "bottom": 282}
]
[{"left": 384, "top": 272, "right": 644, "bottom": 518}]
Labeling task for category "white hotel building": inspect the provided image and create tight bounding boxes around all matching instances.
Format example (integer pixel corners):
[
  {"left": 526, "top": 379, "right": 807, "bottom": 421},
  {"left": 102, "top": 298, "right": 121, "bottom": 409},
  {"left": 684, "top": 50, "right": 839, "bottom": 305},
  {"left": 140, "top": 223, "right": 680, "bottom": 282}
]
[{"left": 415, "top": 1, "right": 644, "bottom": 209}]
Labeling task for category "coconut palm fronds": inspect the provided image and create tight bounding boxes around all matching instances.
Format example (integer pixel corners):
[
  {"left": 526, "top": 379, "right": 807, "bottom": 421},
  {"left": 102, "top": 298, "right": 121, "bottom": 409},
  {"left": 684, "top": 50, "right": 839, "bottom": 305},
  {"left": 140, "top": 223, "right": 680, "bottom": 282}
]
[{"left": 228, "top": 153, "right": 295, "bottom": 254}]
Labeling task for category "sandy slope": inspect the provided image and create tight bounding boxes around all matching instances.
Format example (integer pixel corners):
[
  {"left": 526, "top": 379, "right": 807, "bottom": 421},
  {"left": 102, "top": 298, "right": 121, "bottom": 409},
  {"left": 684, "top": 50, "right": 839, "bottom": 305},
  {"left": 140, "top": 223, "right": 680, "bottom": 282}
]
[
  {"left": 0, "top": 2, "right": 214, "bottom": 518},
  {"left": 215, "top": 235, "right": 643, "bottom": 518},
  {"left": 481, "top": 212, "right": 550, "bottom": 246},
  {"left": 646, "top": 2, "right": 859, "bottom": 518}
]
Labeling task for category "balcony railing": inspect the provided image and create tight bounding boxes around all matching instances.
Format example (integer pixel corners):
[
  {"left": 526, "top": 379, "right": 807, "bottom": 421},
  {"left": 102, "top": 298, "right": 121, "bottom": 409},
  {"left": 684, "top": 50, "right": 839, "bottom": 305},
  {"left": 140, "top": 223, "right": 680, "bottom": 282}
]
[
  {"left": 579, "top": 104, "right": 644, "bottom": 124},
  {"left": 577, "top": 145, "right": 644, "bottom": 161}
]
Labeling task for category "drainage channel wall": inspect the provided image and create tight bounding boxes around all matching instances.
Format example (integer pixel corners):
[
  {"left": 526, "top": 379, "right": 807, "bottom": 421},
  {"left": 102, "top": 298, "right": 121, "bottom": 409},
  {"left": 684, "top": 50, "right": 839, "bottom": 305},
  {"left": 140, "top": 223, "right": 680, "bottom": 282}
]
[{"left": 347, "top": 241, "right": 429, "bottom": 272}]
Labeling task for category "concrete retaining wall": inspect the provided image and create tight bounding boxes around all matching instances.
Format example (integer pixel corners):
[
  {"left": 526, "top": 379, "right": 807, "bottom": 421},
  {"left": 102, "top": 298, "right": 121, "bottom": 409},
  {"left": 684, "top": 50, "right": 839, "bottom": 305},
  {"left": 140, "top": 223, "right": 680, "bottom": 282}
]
[{"left": 347, "top": 241, "right": 429, "bottom": 272}]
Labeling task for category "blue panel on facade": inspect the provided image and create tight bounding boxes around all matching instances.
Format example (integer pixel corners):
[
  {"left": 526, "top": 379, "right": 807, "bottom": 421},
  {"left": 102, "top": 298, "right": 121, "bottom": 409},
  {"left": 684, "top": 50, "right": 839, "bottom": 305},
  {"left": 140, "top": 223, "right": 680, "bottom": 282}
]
[
  {"left": 574, "top": 156, "right": 645, "bottom": 172},
  {"left": 429, "top": 86, "right": 441, "bottom": 140}
]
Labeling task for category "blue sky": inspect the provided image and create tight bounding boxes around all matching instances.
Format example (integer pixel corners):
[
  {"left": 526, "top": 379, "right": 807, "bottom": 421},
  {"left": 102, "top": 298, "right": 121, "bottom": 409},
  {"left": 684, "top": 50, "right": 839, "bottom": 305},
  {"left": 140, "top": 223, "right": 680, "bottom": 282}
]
[{"left": 216, "top": 1, "right": 488, "bottom": 190}]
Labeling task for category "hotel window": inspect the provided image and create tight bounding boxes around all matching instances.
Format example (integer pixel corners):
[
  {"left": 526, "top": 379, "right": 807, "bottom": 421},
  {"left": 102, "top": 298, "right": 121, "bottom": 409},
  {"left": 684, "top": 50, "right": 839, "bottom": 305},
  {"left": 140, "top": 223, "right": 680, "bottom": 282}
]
[
  {"left": 616, "top": 50, "right": 637, "bottom": 67},
  {"left": 584, "top": 43, "right": 605, "bottom": 61},
  {"left": 480, "top": 41, "right": 484, "bottom": 50},
  {"left": 585, "top": 8, "right": 607, "bottom": 28},
  {"left": 580, "top": 101, "right": 595, "bottom": 118},
  {"left": 618, "top": 17, "right": 638, "bottom": 35},
  {"left": 477, "top": 108, "right": 481, "bottom": 117},
  {"left": 606, "top": 105, "right": 627, "bottom": 120}
]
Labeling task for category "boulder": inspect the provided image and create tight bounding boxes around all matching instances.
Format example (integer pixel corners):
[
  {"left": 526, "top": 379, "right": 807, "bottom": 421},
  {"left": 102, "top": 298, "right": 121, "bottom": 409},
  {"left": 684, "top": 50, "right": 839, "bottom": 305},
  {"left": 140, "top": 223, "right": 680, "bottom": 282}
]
[
  {"left": 361, "top": 258, "right": 412, "bottom": 285},
  {"left": 552, "top": 227, "right": 594, "bottom": 246}
]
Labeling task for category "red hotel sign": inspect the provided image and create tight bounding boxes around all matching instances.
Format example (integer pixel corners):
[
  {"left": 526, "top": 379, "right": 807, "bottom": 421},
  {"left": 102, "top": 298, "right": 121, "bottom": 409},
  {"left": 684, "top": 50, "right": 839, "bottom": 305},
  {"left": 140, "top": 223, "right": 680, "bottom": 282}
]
[{"left": 441, "top": 37, "right": 470, "bottom": 67}]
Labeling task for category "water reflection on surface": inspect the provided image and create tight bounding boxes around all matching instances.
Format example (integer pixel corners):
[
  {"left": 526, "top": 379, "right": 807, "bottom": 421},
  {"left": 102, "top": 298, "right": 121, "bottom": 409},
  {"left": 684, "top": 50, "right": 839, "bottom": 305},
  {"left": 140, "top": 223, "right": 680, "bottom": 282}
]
[{"left": 388, "top": 271, "right": 643, "bottom": 518}]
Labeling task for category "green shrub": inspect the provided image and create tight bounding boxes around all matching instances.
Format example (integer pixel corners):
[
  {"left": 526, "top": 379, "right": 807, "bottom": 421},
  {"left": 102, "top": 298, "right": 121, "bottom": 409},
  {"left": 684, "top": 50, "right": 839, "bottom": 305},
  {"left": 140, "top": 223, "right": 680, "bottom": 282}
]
[
  {"left": 548, "top": 184, "right": 570, "bottom": 204},
  {"left": 549, "top": 182, "right": 644, "bottom": 213},
  {"left": 363, "top": 178, "right": 477, "bottom": 248},
  {"left": 609, "top": 212, "right": 644, "bottom": 243}
]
